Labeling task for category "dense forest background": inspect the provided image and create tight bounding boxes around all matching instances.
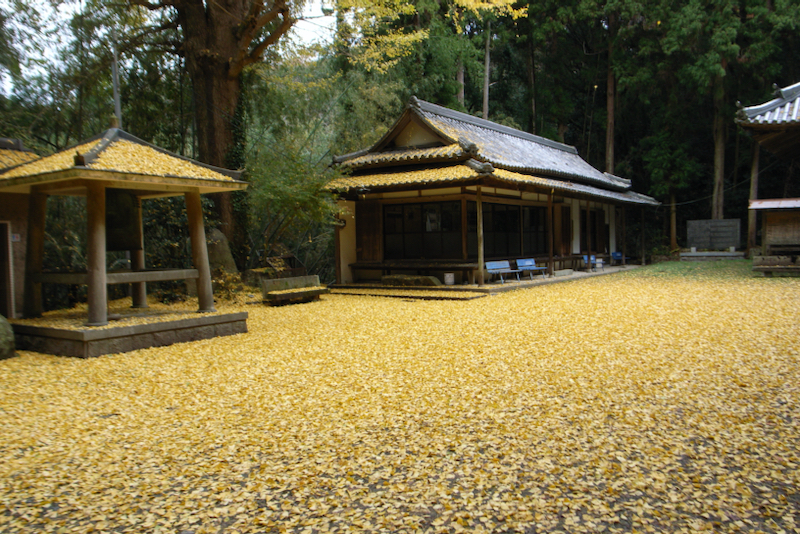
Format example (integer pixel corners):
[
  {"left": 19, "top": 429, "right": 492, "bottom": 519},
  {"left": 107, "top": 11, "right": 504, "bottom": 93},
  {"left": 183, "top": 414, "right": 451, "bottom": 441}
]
[{"left": 1, "top": 0, "right": 799, "bottom": 301}]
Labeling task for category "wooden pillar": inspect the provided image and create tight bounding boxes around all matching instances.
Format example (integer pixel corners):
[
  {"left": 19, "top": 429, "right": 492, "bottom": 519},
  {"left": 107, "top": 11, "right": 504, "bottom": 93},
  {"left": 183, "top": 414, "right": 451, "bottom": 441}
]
[
  {"left": 621, "top": 207, "right": 627, "bottom": 266},
  {"left": 477, "top": 187, "right": 485, "bottom": 286},
  {"left": 461, "top": 197, "right": 468, "bottom": 260},
  {"left": 23, "top": 191, "right": 47, "bottom": 318},
  {"left": 747, "top": 143, "right": 760, "bottom": 254},
  {"left": 586, "top": 202, "right": 593, "bottom": 259},
  {"left": 131, "top": 196, "right": 148, "bottom": 308},
  {"left": 185, "top": 189, "right": 216, "bottom": 312},
  {"left": 547, "top": 189, "right": 554, "bottom": 276},
  {"left": 86, "top": 182, "right": 108, "bottom": 326},
  {"left": 640, "top": 207, "right": 646, "bottom": 266}
]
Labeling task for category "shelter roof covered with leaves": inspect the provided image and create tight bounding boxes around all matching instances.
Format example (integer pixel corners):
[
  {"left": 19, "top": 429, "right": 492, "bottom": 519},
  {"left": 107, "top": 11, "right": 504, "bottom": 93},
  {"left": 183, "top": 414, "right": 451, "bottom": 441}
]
[
  {"left": 0, "top": 129, "right": 247, "bottom": 196},
  {"left": 737, "top": 81, "right": 800, "bottom": 159},
  {"left": 330, "top": 97, "right": 657, "bottom": 206},
  {"left": 0, "top": 139, "right": 39, "bottom": 170}
]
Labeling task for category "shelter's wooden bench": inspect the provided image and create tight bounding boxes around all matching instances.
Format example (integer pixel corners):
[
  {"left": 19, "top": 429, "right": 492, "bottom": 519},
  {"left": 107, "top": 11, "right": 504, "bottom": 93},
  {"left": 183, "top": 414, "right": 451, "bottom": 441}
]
[
  {"left": 485, "top": 260, "right": 521, "bottom": 283},
  {"left": 32, "top": 268, "right": 199, "bottom": 285},
  {"left": 515, "top": 258, "right": 547, "bottom": 280}
]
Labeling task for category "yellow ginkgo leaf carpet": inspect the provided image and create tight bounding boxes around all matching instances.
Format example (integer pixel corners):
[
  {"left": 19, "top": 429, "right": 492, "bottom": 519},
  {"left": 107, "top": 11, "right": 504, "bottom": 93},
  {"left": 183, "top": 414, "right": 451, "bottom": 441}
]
[{"left": 1, "top": 261, "right": 798, "bottom": 533}]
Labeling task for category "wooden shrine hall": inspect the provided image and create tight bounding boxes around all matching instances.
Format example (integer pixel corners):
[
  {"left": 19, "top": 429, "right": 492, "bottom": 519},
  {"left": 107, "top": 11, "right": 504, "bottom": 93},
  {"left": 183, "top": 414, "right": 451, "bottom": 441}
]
[{"left": 328, "top": 97, "right": 659, "bottom": 286}]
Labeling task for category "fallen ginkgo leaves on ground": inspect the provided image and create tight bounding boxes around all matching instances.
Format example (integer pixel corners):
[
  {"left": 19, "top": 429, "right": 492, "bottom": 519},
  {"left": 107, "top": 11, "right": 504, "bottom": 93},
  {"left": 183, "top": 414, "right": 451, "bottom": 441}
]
[{"left": 1, "top": 261, "right": 798, "bottom": 533}]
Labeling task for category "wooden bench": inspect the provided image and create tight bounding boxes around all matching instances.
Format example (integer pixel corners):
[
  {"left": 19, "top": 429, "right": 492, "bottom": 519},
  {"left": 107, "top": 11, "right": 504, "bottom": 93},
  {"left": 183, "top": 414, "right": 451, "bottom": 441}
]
[
  {"left": 485, "top": 260, "right": 521, "bottom": 283},
  {"left": 516, "top": 258, "right": 547, "bottom": 280},
  {"left": 261, "top": 275, "right": 329, "bottom": 305}
]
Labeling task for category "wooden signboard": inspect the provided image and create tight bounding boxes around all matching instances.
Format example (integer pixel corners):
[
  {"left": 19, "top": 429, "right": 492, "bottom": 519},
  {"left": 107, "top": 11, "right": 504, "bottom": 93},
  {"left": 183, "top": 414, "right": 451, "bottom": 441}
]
[{"left": 106, "top": 188, "right": 142, "bottom": 251}]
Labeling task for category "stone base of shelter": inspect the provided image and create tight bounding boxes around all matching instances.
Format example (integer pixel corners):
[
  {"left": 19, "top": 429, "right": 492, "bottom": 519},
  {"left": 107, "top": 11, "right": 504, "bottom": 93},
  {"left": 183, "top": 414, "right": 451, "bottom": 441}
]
[{"left": 13, "top": 312, "right": 248, "bottom": 358}]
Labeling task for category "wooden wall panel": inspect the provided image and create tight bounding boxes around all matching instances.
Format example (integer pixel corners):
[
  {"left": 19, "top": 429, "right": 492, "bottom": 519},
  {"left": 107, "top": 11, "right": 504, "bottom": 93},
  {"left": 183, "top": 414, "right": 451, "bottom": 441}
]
[
  {"left": 766, "top": 212, "right": 800, "bottom": 246},
  {"left": 356, "top": 200, "right": 383, "bottom": 261}
]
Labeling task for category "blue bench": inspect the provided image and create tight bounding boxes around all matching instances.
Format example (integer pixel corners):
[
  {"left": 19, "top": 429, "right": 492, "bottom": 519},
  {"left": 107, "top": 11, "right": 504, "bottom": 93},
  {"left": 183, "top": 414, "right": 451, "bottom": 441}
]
[
  {"left": 485, "top": 260, "right": 521, "bottom": 283},
  {"left": 610, "top": 252, "right": 630, "bottom": 265},
  {"left": 582, "top": 255, "right": 604, "bottom": 271},
  {"left": 516, "top": 258, "right": 547, "bottom": 280}
]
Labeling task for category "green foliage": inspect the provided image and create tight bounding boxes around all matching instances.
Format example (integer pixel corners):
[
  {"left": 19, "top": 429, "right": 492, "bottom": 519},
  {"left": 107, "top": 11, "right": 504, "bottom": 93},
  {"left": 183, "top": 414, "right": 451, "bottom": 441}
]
[
  {"left": 641, "top": 130, "right": 703, "bottom": 197},
  {"left": 242, "top": 52, "right": 352, "bottom": 281}
]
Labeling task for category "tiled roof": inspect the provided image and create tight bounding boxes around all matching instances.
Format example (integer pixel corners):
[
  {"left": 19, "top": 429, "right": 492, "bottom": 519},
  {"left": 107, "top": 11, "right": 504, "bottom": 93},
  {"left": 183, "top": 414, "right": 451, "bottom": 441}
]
[
  {"left": 335, "top": 98, "right": 632, "bottom": 192},
  {"left": 338, "top": 144, "right": 466, "bottom": 168},
  {"left": 328, "top": 164, "right": 480, "bottom": 190},
  {"left": 492, "top": 168, "right": 659, "bottom": 206},
  {"left": 412, "top": 99, "right": 631, "bottom": 192},
  {"left": 328, "top": 161, "right": 659, "bottom": 206},
  {"left": 0, "top": 129, "right": 242, "bottom": 183},
  {"left": 738, "top": 82, "right": 800, "bottom": 126}
]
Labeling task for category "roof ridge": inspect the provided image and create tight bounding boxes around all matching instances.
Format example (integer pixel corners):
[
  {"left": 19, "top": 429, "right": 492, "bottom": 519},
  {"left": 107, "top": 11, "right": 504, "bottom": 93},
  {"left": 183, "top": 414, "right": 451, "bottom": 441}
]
[
  {"left": 71, "top": 128, "right": 242, "bottom": 180},
  {"left": 409, "top": 97, "right": 578, "bottom": 155},
  {"left": 740, "top": 81, "right": 800, "bottom": 120}
]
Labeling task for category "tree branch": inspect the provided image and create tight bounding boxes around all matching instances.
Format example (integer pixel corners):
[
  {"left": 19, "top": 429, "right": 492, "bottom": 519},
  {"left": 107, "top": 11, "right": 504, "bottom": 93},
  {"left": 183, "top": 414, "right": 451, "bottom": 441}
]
[
  {"left": 228, "top": 0, "right": 293, "bottom": 77},
  {"left": 229, "top": 9, "right": 293, "bottom": 77},
  {"left": 126, "top": 0, "right": 176, "bottom": 10}
]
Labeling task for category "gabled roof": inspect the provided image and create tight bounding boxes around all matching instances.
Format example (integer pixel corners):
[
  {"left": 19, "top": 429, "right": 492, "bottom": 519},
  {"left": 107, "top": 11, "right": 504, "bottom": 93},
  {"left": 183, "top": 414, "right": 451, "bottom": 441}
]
[
  {"left": 0, "top": 129, "right": 246, "bottom": 195},
  {"left": 331, "top": 97, "right": 658, "bottom": 206},
  {"left": 738, "top": 82, "right": 800, "bottom": 126},
  {"left": 737, "top": 82, "right": 800, "bottom": 159},
  {"left": 335, "top": 97, "right": 631, "bottom": 192}
]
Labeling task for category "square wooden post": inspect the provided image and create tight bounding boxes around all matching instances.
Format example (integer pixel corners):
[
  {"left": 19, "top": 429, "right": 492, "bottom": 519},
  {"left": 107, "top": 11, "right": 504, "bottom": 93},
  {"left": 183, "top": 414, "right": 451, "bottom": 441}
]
[
  {"left": 477, "top": 186, "right": 485, "bottom": 286},
  {"left": 131, "top": 195, "right": 148, "bottom": 308},
  {"left": 547, "top": 189, "right": 554, "bottom": 276},
  {"left": 621, "top": 207, "right": 627, "bottom": 266},
  {"left": 747, "top": 143, "right": 760, "bottom": 254},
  {"left": 185, "top": 189, "right": 216, "bottom": 312},
  {"left": 86, "top": 182, "right": 108, "bottom": 326},
  {"left": 640, "top": 207, "right": 646, "bottom": 266},
  {"left": 23, "top": 191, "right": 47, "bottom": 318}
]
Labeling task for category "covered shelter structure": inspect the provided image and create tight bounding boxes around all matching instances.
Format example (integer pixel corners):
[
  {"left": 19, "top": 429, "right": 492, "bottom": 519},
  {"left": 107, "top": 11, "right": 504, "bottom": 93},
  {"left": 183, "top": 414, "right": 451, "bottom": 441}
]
[
  {"left": 0, "top": 128, "right": 247, "bottom": 329},
  {"left": 328, "top": 98, "right": 658, "bottom": 286},
  {"left": 737, "top": 81, "right": 800, "bottom": 271}
]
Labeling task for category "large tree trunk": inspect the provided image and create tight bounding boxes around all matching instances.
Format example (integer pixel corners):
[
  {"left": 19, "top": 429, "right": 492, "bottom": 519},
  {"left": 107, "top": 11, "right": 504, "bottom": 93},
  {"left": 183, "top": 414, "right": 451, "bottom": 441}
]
[
  {"left": 177, "top": 1, "right": 244, "bottom": 238},
  {"left": 483, "top": 21, "right": 491, "bottom": 120},
  {"left": 670, "top": 190, "right": 678, "bottom": 250},
  {"left": 711, "top": 72, "right": 726, "bottom": 219},
  {"left": 165, "top": 0, "right": 291, "bottom": 247},
  {"left": 527, "top": 40, "right": 536, "bottom": 134},
  {"left": 605, "top": 12, "right": 617, "bottom": 174},
  {"left": 457, "top": 61, "right": 465, "bottom": 105}
]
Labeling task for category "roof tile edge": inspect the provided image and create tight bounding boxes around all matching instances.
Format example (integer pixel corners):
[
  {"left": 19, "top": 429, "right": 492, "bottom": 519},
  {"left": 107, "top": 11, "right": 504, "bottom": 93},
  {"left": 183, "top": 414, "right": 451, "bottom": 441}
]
[{"left": 409, "top": 96, "right": 579, "bottom": 155}]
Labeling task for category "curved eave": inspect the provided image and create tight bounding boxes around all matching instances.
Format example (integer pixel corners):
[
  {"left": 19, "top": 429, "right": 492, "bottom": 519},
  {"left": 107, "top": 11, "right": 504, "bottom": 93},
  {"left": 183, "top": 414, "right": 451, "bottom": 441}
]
[
  {"left": 486, "top": 161, "right": 631, "bottom": 193},
  {"left": 0, "top": 167, "right": 249, "bottom": 196},
  {"left": 328, "top": 166, "right": 658, "bottom": 207}
]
